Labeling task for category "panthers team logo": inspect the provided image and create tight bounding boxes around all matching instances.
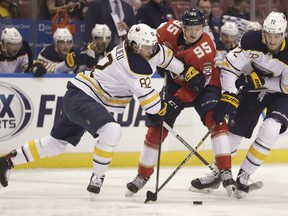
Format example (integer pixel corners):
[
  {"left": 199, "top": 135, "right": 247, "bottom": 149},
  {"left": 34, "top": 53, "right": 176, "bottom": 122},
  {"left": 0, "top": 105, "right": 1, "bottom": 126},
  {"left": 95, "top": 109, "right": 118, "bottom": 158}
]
[{"left": 0, "top": 82, "right": 33, "bottom": 141}]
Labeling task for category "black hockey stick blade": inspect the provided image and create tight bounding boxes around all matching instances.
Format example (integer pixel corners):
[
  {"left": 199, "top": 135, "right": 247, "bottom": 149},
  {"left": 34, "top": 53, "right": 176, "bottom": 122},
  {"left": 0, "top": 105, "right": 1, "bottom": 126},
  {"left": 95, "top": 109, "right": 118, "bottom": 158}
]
[{"left": 144, "top": 190, "right": 157, "bottom": 203}]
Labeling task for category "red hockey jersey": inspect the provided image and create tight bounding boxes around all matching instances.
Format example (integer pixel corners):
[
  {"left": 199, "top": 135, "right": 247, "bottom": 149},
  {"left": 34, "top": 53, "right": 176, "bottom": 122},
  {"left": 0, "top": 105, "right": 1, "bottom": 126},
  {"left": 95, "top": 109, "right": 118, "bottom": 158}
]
[{"left": 157, "top": 20, "right": 221, "bottom": 102}]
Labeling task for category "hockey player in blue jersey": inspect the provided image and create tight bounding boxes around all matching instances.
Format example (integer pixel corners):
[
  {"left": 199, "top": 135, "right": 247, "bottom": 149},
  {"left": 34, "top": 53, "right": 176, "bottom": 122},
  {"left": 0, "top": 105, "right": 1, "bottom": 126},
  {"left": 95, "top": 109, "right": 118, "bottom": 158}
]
[
  {"left": 0, "top": 23, "right": 190, "bottom": 196},
  {"left": 192, "top": 11, "right": 288, "bottom": 199}
]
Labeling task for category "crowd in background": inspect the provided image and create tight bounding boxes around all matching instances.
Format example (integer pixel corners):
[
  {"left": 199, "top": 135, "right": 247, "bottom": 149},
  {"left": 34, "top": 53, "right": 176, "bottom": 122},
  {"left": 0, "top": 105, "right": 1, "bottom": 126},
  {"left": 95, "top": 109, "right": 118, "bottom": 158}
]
[{"left": 0, "top": 0, "right": 284, "bottom": 74}]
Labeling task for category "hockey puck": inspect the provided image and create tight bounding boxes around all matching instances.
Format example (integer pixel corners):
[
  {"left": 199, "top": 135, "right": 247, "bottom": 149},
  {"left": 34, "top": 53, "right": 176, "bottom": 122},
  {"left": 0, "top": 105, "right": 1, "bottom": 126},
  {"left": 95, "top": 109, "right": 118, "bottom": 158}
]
[{"left": 193, "top": 201, "right": 203, "bottom": 205}]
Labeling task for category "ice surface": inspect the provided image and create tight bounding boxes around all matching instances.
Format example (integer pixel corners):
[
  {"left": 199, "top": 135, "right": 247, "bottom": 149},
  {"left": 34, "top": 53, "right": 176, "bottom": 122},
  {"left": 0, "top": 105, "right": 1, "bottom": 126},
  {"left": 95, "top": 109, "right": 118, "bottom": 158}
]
[{"left": 0, "top": 165, "right": 287, "bottom": 216}]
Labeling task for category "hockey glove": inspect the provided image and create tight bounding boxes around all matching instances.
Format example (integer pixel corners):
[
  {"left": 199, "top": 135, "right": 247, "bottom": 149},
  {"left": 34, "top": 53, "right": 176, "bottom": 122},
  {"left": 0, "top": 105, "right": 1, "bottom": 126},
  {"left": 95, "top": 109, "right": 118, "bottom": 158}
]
[
  {"left": 213, "top": 92, "right": 239, "bottom": 124},
  {"left": 65, "top": 51, "right": 87, "bottom": 68},
  {"left": 184, "top": 66, "right": 206, "bottom": 93},
  {"left": 30, "top": 61, "right": 47, "bottom": 77},
  {"left": 147, "top": 102, "right": 167, "bottom": 127},
  {"left": 235, "top": 71, "right": 265, "bottom": 91}
]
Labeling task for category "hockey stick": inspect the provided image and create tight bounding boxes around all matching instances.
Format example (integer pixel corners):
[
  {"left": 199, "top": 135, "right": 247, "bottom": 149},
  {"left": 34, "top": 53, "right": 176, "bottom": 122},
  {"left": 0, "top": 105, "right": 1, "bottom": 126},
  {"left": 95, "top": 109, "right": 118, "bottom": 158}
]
[
  {"left": 164, "top": 122, "right": 215, "bottom": 170},
  {"left": 144, "top": 74, "right": 167, "bottom": 204},
  {"left": 145, "top": 123, "right": 215, "bottom": 203}
]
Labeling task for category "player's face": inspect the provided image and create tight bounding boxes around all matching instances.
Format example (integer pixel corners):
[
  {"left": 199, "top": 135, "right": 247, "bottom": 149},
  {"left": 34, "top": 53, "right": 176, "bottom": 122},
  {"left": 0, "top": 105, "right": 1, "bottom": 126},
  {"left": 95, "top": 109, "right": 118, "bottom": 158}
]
[
  {"left": 94, "top": 37, "right": 111, "bottom": 53},
  {"left": 56, "top": 40, "right": 73, "bottom": 56},
  {"left": 5, "top": 42, "right": 22, "bottom": 57},
  {"left": 183, "top": 25, "right": 204, "bottom": 44},
  {"left": 197, "top": 1, "right": 212, "bottom": 19},
  {"left": 263, "top": 32, "right": 284, "bottom": 52},
  {"left": 138, "top": 44, "right": 157, "bottom": 60},
  {"left": 221, "top": 33, "right": 237, "bottom": 49}
]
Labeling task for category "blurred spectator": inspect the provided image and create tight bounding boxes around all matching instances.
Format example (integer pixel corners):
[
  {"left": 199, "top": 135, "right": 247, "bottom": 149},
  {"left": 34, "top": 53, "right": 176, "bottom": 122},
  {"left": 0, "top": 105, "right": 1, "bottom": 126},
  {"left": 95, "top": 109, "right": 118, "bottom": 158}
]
[
  {"left": 36, "top": 28, "right": 87, "bottom": 74},
  {"left": 84, "top": 0, "right": 135, "bottom": 45},
  {"left": 197, "top": 0, "right": 220, "bottom": 42},
  {"left": 220, "top": 0, "right": 250, "bottom": 41},
  {"left": 75, "top": 24, "right": 113, "bottom": 73},
  {"left": 245, "top": 21, "right": 262, "bottom": 32},
  {"left": 136, "top": 0, "right": 175, "bottom": 29},
  {"left": 39, "top": 0, "right": 88, "bottom": 20},
  {"left": 0, "top": 0, "right": 18, "bottom": 18},
  {"left": 123, "top": 0, "right": 141, "bottom": 14},
  {"left": 215, "top": 21, "right": 238, "bottom": 72},
  {"left": 0, "top": 27, "right": 33, "bottom": 73},
  {"left": 221, "top": 0, "right": 250, "bottom": 22}
]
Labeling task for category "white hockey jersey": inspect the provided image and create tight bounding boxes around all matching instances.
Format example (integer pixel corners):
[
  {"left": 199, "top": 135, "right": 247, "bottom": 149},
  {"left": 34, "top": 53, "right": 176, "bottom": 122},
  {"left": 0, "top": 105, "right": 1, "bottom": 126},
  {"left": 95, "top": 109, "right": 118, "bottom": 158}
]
[
  {"left": 71, "top": 42, "right": 185, "bottom": 114},
  {"left": 221, "top": 30, "right": 288, "bottom": 94},
  {"left": 0, "top": 46, "right": 29, "bottom": 73}
]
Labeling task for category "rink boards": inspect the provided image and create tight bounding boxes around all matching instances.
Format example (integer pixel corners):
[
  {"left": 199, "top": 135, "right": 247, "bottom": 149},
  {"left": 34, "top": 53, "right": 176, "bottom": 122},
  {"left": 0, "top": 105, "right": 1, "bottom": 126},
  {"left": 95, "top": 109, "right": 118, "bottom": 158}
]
[{"left": 0, "top": 74, "right": 287, "bottom": 168}]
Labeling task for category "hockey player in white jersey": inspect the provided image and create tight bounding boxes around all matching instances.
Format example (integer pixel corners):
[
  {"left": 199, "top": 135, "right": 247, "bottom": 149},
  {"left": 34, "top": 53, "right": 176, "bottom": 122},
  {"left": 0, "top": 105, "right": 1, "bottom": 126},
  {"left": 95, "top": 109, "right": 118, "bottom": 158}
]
[
  {"left": 192, "top": 11, "right": 288, "bottom": 198},
  {"left": 0, "top": 27, "right": 33, "bottom": 73},
  {"left": 215, "top": 21, "right": 239, "bottom": 72},
  {"left": 0, "top": 23, "right": 189, "bottom": 196},
  {"left": 36, "top": 28, "right": 88, "bottom": 74},
  {"left": 74, "top": 24, "right": 113, "bottom": 73}
]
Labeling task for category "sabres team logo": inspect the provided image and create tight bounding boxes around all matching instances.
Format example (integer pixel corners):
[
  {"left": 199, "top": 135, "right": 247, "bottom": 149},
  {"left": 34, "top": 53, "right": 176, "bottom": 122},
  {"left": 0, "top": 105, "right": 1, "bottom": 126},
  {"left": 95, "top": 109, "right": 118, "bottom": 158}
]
[{"left": 0, "top": 82, "right": 33, "bottom": 141}]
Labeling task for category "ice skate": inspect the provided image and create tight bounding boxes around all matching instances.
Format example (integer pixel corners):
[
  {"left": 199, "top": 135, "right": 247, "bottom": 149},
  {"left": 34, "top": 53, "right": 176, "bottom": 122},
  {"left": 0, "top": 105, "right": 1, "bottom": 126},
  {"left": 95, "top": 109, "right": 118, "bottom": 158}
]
[
  {"left": 87, "top": 173, "right": 105, "bottom": 199},
  {"left": 234, "top": 169, "right": 250, "bottom": 199},
  {"left": 126, "top": 174, "right": 150, "bottom": 197},
  {"left": 189, "top": 169, "right": 221, "bottom": 194},
  {"left": 219, "top": 169, "right": 235, "bottom": 197},
  {"left": 0, "top": 150, "right": 16, "bottom": 188}
]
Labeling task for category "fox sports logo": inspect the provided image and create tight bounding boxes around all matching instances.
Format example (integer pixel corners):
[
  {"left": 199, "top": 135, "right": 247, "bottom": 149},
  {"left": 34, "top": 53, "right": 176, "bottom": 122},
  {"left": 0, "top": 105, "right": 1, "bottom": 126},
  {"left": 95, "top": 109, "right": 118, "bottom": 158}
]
[{"left": 0, "top": 82, "right": 33, "bottom": 141}]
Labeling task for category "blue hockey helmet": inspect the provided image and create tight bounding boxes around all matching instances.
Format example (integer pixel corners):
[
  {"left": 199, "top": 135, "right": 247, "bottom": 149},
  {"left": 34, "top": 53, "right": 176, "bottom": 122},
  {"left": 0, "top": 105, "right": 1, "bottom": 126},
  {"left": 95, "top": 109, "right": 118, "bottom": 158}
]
[{"left": 181, "top": 8, "right": 205, "bottom": 26}]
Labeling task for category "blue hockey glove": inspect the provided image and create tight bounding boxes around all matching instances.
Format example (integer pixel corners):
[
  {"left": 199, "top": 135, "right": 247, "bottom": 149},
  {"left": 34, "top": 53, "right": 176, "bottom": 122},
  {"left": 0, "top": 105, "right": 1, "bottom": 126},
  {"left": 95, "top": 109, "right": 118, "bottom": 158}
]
[
  {"left": 213, "top": 92, "right": 239, "bottom": 124},
  {"left": 147, "top": 102, "right": 167, "bottom": 127},
  {"left": 184, "top": 66, "right": 206, "bottom": 93},
  {"left": 235, "top": 71, "right": 265, "bottom": 91},
  {"left": 30, "top": 61, "right": 47, "bottom": 77}
]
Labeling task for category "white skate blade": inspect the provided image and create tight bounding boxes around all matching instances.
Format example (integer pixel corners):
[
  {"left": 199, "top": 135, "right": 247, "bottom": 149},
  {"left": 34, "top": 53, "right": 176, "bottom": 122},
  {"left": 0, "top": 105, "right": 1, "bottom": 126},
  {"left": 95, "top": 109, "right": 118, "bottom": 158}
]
[
  {"left": 125, "top": 190, "right": 135, "bottom": 197},
  {"left": 234, "top": 188, "right": 247, "bottom": 199},
  {"left": 89, "top": 192, "right": 99, "bottom": 201},
  {"left": 249, "top": 181, "right": 263, "bottom": 191},
  {"left": 188, "top": 186, "right": 214, "bottom": 194},
  {"left": 224, "top": 185, "right": 234, "bottom": 197},
  {"left": 232, "top": 181, "right": 263, "bottom": 199}
]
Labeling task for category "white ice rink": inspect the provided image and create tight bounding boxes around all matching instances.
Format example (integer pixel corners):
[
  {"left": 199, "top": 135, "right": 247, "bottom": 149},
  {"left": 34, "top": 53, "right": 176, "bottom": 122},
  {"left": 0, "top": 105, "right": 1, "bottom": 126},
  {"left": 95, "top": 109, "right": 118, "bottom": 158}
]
[{"left": 0, "top": 165, "right": 287, "bottom": 216}]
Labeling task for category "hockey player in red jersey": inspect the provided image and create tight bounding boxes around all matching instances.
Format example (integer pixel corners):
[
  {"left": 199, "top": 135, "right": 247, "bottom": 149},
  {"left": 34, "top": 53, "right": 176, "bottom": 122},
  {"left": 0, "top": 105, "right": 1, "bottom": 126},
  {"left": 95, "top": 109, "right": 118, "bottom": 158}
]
[{"left": 126, "top": 8, "right": 238, "bottom": 196}]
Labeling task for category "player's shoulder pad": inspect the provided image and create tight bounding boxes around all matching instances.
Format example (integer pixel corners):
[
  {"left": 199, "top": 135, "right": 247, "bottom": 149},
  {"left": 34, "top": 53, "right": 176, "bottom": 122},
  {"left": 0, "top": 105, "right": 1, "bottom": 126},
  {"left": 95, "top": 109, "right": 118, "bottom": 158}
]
[
  {"left": 240, "top": 30, "right": 264, "bottom": 51},
  {"left": 15, "top": 46, "right": 28, "bottom": 58},
  {"left": 275, "top": 37, "right": 288, "bottom": 64},
  {"left": 40, "top": 45, "right": 63, "bottom": 62},
  {"left": 125, "top": 45, "right": 157, "bottom": 76}
]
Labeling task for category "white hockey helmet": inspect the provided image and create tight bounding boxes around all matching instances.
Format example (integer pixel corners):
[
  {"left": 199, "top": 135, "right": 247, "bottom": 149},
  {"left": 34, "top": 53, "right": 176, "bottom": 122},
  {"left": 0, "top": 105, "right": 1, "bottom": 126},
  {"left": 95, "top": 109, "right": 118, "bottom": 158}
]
[
  {"left": 92, "top": 24, "right": 111, "bottom": 42},
  {"left": 53, "top": 28, "right": 73, "bottom": 44},
  {"left": 246, "top": 21, "right": 262, "bottom": 32},
  {"left": 127, "top": 23, "right": 157, "bottom": 50},
  {"left": 263, "top": 11, "right": 287, "bottom": 34},
  {"left": 1, "top": 27, "right": 22, "bottom": 44},
  {"left": 221, "top": 21, "right": 239, "bottom": 36}
]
